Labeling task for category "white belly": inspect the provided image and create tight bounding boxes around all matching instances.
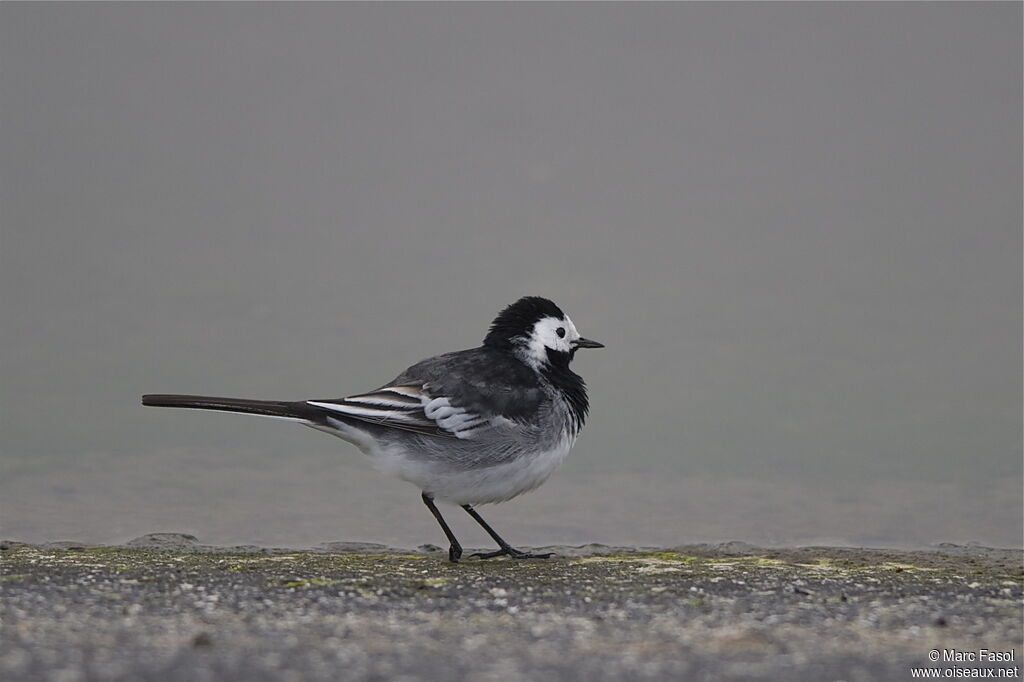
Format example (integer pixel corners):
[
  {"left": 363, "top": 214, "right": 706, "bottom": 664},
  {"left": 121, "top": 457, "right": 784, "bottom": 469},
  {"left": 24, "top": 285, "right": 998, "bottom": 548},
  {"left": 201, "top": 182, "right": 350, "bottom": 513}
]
[
  {"left": 370, "top": 434, "right": 575, "bottom": 506},
  {"left": 308, "top": 418, "right": 576, "bottom": 506}
]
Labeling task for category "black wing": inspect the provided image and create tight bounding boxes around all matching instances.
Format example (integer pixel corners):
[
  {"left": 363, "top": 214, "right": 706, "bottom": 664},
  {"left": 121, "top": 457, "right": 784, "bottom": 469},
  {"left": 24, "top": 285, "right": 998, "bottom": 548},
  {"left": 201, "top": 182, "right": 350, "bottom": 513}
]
[{"left": 308, "top": 347, "right": 545, "bottom": 440}]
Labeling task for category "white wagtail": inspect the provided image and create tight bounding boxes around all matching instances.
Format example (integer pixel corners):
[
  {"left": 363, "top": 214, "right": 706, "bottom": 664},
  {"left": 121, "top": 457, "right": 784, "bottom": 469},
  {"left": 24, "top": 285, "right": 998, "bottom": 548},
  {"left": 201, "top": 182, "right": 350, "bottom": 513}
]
[{"left": 143, "top": 296, "right": 603, "bottom": 562}]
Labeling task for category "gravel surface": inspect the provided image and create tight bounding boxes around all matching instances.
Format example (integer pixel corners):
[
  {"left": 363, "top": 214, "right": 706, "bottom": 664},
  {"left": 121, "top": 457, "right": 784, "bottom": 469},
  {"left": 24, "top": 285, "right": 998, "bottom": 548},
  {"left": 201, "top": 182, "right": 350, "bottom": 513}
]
[{"left": 2, "top": 535, "right": 1021, "bottom": 681}]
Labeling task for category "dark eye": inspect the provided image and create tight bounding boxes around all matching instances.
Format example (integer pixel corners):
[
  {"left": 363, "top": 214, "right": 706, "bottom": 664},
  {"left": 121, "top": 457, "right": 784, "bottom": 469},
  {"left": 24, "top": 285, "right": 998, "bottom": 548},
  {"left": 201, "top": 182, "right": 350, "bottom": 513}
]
[{"left": 556, "top": 327, "right": 566, "bottom": 338}]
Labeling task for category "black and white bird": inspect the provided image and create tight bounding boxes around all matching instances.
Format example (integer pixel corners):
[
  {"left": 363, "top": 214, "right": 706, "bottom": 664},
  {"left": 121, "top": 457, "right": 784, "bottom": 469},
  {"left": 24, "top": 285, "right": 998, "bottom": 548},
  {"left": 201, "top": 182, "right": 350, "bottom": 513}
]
[{"left": 142, "top": 296, "right": 603, "bottom": 562}]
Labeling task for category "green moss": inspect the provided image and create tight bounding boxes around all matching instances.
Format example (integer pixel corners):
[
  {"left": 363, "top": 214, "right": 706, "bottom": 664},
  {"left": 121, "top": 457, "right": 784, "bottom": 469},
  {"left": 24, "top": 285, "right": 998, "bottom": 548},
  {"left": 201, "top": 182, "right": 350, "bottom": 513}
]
[
  {"left": 574, "top": 552, "right": 696, "bottom": 564},
  {"left": 878, "top": 561, "right": 926, "bottom": 571},
  {"left": 280, "top": 577, "right": 343, "bottom": 588},
  {"left": 647, "top": 552, "right": 697, "bottom": 563},
  {"left": 0, "top": 573, "right": 31, "bottom": 581}
]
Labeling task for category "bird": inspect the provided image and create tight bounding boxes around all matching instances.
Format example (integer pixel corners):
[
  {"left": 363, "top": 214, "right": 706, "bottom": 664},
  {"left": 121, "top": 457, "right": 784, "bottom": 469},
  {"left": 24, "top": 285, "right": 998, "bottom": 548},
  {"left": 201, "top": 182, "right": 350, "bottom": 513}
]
[{"left": 142, "top": 296, "right": 603, "bottom": 562}]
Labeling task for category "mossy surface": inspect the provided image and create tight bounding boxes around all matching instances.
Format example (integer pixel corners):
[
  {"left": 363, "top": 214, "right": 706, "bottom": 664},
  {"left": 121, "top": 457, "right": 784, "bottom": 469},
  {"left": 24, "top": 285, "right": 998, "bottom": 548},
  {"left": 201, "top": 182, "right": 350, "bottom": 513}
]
[
  {"left": 2, "top": 542, "right": 1020, "bottom": 587},
  {"left": 2, "top": 539, "right": 1021, "bottom": 681}
]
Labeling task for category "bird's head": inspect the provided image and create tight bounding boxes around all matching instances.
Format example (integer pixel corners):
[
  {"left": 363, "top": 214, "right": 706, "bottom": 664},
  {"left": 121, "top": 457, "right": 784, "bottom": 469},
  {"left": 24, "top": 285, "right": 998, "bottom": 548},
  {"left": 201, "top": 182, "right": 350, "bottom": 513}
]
[{"left": 484, "top": 296, "right": 604, "bottom": 369}]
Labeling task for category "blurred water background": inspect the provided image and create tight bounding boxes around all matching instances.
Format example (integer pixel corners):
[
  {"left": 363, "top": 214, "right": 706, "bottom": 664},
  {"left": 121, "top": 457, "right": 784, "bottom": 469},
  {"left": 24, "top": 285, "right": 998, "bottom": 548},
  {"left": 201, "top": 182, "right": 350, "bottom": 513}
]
[{"left": 2, "top": 4, "right": 1020, "bottom": 549}]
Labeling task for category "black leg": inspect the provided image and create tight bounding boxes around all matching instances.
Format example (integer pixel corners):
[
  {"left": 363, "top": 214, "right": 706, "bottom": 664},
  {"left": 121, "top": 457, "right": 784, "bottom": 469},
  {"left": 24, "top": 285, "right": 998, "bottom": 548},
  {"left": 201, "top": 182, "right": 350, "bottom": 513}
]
[
  {"left": 421, "top": 493, "right": 463, "bottom": 562},
  {"left": 461, "top": 505, "right": 553, "bottom": 560}
]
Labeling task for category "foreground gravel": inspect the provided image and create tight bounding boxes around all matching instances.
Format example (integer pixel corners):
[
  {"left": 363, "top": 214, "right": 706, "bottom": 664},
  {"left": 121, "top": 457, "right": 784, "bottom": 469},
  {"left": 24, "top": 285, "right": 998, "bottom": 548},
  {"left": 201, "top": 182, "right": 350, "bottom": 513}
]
[{"left": 1, "top": 535, "right": 1021, "bottom": 681}]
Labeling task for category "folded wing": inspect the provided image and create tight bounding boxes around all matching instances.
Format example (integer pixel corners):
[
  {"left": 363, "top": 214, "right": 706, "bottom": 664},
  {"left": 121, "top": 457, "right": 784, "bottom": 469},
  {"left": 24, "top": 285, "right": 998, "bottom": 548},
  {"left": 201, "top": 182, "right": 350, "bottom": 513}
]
[{"left": 308, "top": 384, "right": 494, "bottom": 440}]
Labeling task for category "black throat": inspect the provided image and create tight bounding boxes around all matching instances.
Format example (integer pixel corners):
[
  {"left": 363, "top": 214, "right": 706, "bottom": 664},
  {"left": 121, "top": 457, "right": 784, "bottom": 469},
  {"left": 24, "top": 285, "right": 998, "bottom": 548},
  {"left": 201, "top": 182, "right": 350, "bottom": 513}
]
[{"left": 542, "top": 347, "right": 589, "bottom": 433}]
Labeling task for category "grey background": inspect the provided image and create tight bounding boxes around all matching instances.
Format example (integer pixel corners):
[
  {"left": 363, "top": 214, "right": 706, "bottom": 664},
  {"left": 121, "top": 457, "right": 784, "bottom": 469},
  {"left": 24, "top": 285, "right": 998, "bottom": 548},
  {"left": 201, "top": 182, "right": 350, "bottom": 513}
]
[{"left": 2, "top": 3, "right": 1020, "bottom": 549}]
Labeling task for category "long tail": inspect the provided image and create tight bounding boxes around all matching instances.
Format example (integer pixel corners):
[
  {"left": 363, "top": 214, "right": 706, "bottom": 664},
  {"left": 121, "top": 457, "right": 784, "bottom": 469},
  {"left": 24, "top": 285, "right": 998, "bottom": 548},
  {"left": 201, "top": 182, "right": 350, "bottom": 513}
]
[{"left": 141, "top": 394, "right": 319, "bottom": 421}]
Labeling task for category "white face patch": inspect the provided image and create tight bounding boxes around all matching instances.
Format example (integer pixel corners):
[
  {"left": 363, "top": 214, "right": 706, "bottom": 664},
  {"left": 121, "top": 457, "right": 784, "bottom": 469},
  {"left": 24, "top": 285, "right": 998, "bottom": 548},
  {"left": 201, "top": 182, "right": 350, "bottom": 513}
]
[{"left": 520, "top": 315, "right": 580, "bottom": 367}]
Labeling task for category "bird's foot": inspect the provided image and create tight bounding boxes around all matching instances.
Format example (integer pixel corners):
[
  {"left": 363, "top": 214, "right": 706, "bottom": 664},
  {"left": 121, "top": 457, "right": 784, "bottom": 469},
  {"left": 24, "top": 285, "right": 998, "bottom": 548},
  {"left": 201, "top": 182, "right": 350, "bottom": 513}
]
[
  {"left": 470, "top": 547, "right": 554, "bottom": 560},
  {"left": 448, "top": 544, "right": 463, "bottom": 563}
]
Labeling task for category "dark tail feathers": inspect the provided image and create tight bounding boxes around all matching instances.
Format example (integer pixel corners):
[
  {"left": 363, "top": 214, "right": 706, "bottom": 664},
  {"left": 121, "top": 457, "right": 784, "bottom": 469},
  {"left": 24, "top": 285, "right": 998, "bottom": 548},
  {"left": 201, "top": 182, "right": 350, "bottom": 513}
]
[{"left": 142, "top": 394, "right": 315, "bottom": 421}]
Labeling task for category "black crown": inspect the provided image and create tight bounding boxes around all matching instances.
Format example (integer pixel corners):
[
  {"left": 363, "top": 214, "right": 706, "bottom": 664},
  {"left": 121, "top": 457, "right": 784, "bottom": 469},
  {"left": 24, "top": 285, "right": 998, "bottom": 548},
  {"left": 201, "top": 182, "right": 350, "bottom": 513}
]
[{"left": 484, "top": 296, "right": 565, "bottom": 349}]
